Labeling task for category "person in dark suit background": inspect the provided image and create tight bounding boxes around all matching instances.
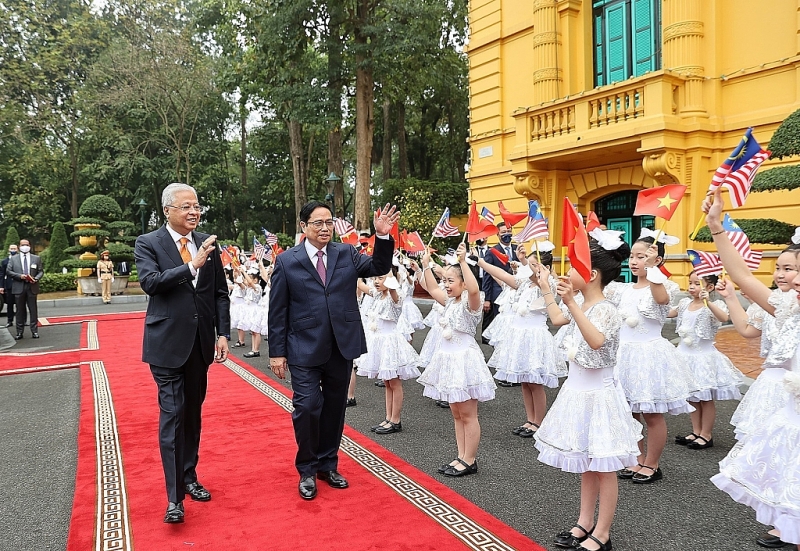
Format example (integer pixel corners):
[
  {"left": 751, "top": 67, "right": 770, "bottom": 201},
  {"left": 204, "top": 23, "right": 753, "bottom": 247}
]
[
  {"left": 134, "top": 183, "right": 231, "bottom": 524},
  {"left": 269, "top": 200, "right": 398, "bottom": 500},
  {"left": 0, "top": 244, "right": 18, "bottom": 327},
  {"left": 480, "top": 222, "right": 517, "bottom": 344},
  {"left": 6, "top": 239, "right": 43, "bottom": 339},
  {"left": 116, "top": 259, "right": 132, "bottom": 276}
]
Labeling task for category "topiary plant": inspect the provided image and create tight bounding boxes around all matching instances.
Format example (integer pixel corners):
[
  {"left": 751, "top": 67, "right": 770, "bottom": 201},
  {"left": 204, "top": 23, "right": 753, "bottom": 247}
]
[
  {"left": 751, "top": 164, "right": 800, "bottom": 193},
  {"left": 45, "top": 222, "right": 70, "bottom": 272},
  {"left": 3, "top": 226, "right": 20, "bottom": 252},
  {"left": 78, "top": 195, "right": 123, "bottom": 222},
  {"left": 767, "top": 108, "right": 800, "bottom": 159}
]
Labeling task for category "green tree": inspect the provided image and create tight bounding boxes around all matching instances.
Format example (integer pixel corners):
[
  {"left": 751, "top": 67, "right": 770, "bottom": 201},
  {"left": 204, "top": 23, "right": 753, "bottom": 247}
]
[
  {"left": 45, "top": 222, "right": 70, "bottom": 273},
  {"left": 3, "top": 227, "right": 20, "bottom": 252}
]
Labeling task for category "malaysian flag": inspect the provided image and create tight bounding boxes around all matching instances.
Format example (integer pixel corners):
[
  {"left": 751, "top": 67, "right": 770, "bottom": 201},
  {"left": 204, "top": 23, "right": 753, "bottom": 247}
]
[
  {"left": 432, "top": 208, "right": 460, "bottom": 237},
  {"left": 722, "top": 214, "right": 763, "bottom": 270},
  {"left": 687, "top": 249, "right": 723, "bottom": 277},
  {"left": 480, "top": 206, "right": 495, "bottom": 224},
  {"left": 513, "top": 200, "right": 549, "bottom": 243},
  {"left": 252, "top": 236, "right": 266, "bottom": 261},
  {"left": 261, "top": 228, "right": 279, "bottom": 246},
  {"left": 709, "top": 128, "right": 771, "bottom": 208}
]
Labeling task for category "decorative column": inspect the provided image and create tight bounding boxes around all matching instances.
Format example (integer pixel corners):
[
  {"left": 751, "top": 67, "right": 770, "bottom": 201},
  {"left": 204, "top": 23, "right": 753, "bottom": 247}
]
[
  {"left": 662, "top": 0, "right": 706, "bottom": 115},
  {"left": 532, "top": 0, "right": 562, "bottom": 104}
]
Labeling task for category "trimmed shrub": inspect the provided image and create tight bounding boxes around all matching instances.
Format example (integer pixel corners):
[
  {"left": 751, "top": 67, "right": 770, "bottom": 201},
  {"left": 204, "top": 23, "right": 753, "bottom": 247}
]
[
  {"left": 45, "top": 222, "right": 70, "bottom": 273},
  {"left": 752, "top": 164, "right": 800, "bottom": 193},
  {"left": 79, "top": 195, "right": 123, "bottom": 221},
  {"left": 39, "top": 273, "right": 78, "bottom": 293},
  {"left": 767, "top": 108, "right": 800, "bottom": 159},
  {"left": 694, "top": 218, "right": 796, "bottom": 244}
]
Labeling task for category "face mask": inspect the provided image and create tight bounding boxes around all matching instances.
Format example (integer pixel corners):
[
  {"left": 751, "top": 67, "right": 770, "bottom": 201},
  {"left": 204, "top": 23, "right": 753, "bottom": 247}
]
[
  {"left": 499, "top": 234, "right": 512, "bottom": 245},
  {"left": 8, "top": 250, "right": 17, "bottom": 256},
  {"left": 19, "top": 246, "right": 30, "bottom": 253},
  {"left": 475, "top": 240, "right": 486, "bottom": 246}
]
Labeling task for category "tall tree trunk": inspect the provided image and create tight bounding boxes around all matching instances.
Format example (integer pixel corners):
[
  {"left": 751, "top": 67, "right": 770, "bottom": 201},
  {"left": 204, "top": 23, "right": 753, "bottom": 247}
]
[
  {"left": 382, "top": 99, "right": 392, "bottom": 181},
  {"left": 327, "top": 128, "right": 344, "bottom": 217},
  {"left": 288, "top": 118, "right": 308, "bottom": 233},
  {"left": 396, "top": 101, "right": 407, "bottom": 179},
  {"left": 240, "top": 106, "right": 249, "bottom": 245},
  {"left": 327, "top": 0, "right": 346, "bottom": 219},
  {"left": 68, "top": 140, "right": 79, "bottom": 218},
  {"left": 354, "top": 0, "right": 374, "bottom": 232}
]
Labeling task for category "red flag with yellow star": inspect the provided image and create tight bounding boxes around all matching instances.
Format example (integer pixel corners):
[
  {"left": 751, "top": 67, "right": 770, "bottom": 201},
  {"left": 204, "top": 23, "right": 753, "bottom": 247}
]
[
  {"left": 466, "top": 200, "right": 500, "bottom": 241},
  {"left": 561, "top": 198, "right": 592, "bottom": 282},
  {"left": 360, "top": 235, "right": 375, "bottom": 256},
  {"left": 497, "top": 201, "right": 527, "bottom": 228},
  {"left": 401, "top": 230, "right": 426, "bottom": 254},
  {"left": 633, "top": 184, "right": 687, "bottom": 221}
]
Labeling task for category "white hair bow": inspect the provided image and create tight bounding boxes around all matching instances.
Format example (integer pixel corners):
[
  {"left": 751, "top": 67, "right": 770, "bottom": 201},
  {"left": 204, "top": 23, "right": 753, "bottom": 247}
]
[
  {"left": 535, "top": 240, "right": 556, "bottom": 252},
  {"left": 589, "top": 228, "right": 625, "bottom": 250},
  {"left": 792, "top": 227, "right": 800, "bottom": 245},
  {"left": 639, "top": 227, "right": 680, "bottom": 246},
  {"left": 383, "top": 276, "right": 401, "bottom": 290}
]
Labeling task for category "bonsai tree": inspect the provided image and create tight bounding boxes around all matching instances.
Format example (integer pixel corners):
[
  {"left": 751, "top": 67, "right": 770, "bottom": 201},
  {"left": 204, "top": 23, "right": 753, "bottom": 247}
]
[
  {"left": 62, "top": 195, "right": 136, "bottom": 270},
  {"left": 44, "top": 222, "right": 70, "bottom": 273}
]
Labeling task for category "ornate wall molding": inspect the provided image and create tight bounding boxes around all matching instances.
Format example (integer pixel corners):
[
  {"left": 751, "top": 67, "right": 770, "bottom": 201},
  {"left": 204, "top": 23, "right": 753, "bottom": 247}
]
[
  {"left": 642, "top": 151, "right": 683, "bottom": 186},
  {"left": 532, "top": 32, "right": 560, "bottom": 48},
  {"left": 533, "top": 67, "right": 563, "bottom": 83},
  {"left": 663, "top": 20, "right": 704, "bottom": 41}
]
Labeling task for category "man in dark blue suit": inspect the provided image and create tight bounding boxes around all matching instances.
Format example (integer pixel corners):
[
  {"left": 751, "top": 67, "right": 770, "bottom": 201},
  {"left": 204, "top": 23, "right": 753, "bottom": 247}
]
[
  {"left": 481, "top": 221, "right": 517, "bottom": 343},
  {"left": 269, "top": 200, "right": 399, "bottom": 500},
  {"left": 134, "top": 183, "right": 231, "bottom": 523}
]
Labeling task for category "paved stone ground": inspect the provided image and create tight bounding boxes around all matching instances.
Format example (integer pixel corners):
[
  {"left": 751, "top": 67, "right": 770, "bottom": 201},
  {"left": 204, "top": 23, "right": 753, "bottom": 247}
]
[{"left": 0, "top": 298, "right": 776, "bottom": 551}]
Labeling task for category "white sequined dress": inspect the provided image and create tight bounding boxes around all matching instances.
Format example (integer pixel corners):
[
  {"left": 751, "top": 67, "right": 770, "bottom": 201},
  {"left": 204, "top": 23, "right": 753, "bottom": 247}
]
[
  {"left": 488, "top": 278, "right": 563, "bottom": 386},
  {"left": 417, "top": 294, "right": 496, "bottom": 403},
  {"left": 675, "top": 298, "right": 743, "bottom": 401},
  {"left": 254, "top": 286, "right": 270, "bottom": 335},
  {"left": 482, "top": 283, "right": 514, "bottom": 345},
  {"left": 355, "top": 291, "right": 420, "bottom": 380},
  {"left": 419, "top": 282, "right": 446, "bottom": 368},
  {"left": 229, "top": 284, "right": 245, "bottom": 332},
  {"left": 609, "top": 281, "right": 695, "bottom": 415},
  {"left": 238, "top": 284, "right": 262, "bottom": 332},
  {"left": 535, "top": 300, "right": 643, "bottom": 473}
]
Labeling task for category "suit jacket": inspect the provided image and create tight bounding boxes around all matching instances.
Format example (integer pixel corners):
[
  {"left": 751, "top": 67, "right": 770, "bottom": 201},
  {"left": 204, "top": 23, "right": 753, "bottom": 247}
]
[
  {"left": 268, "top": 236, "right": 394, "bottom": 366},
  {"left": 0, "top": 257, "right": 11, "bottom": 291},
  {"left": 6, "top": 253, "right": 44, "bottom": 295},
  {"left": 481, "top": 243, "right": 517, "bottom": 303},
  {"left": 134, "top": 225, "right": 231, "bottom": 368}
]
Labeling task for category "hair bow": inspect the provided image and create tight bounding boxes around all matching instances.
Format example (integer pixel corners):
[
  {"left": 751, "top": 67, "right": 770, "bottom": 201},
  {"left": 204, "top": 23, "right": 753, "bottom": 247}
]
[
  {"left": 792, "top": 227, "right": 800, "bottom": 245},
  {"left": 639, "top": 227, "right": 680, "bottom": 246},
  {"left": 383, "top": 276, "right": 401, "bottom": 290},
  {"left": 535, "top": 240, "right": 556, "bottom": 252},
  {"left": 589, "top": 228, "right": 625, "bottom": 250}
]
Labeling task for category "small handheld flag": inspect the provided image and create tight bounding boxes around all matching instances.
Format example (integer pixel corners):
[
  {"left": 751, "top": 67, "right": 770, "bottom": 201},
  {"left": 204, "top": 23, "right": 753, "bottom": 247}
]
[
  {"left": 480, "top": 206, "right": 495, "bottom": 224},
  {"left": 687, "top": 249, "right": 723, "bottom": 277},
  {"left": 633, "top": 185, "right": 687, "bottom": 221},
  {"left": 432, "top": 208, "right": 461, "bottom": 238},
  {"left": 497, "top": 201, "right": 527, "bottom": 228},
  {"left": 709, "top": 128, "right": 770, "bottom": 208},
  {"left": 466, "top": 201, "right": 499, "bottom": 241}
]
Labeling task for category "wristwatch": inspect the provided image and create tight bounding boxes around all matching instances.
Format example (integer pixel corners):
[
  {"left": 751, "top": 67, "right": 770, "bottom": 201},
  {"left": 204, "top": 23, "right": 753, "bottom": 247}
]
[{"left": 219, "top": 334, "right": 231, "bottom": 340}]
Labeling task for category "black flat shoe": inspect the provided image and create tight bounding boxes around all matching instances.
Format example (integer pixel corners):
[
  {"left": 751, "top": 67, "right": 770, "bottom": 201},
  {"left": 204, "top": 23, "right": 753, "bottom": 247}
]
[
  {"left": 631, "top": 465, "right": 663, "bottom": 484},
  {"left": 675, "top": 432, "right": 699, "bottom": 445},
  {"left": 374, "top": 421, "right": 402, "bottom": 434},
  {"left": 232, "top": 341, "right": 246, "bottom": 348},
  {"left": 496, "top": 380, "right": 514, "bottom": 387},
  {"left": 687, "top": 436, "right": 714, "bottom": 450},
  {"left": 164, "top": 502, "right": 184, "bottom": 523},
  {"left": 617, "top": 463, "right": 644, "bottom": 479},
  {"left": 375, "top": 380, "right": 385, "bottom": 387},
  {"left": 518, "top": 422, "right": 540, "bottom": 438},
  {"left": 345, "top": 398, "right": 357, "bottom": 407},
  {"left": 185, "top": 481, "right": 211, "bottom": 501},
  {"left": 575, "top": 534, "right": 612, "bottom": 551},
  {"left": 299, "top": 476, "right": 317, "bottom": 499},
  {"left": 317, "top": 470, "right": 349, "bottom": 489},
  {"left": 370, "top": 419, "right": 390, "bottom": 432},
  {"left": 31, "top": 332, "right": 39, "bottom": 338},
  {"left": 756, "top": 533, "right": 788, "bottom": 548},
  {"left": 438, "top": 460, "right": 459, "bottom": 474},
  {"left": 435, "top": 400, "right": 450, "bottom": 408},
  {"left": 554, "top": 524, "right": 594, "bottom": 548},
  {"left": 442, "top": 458, "right": 477, "bottom": 477},
  {"left": 512, "top": 421, "right": 537, "bottom": 436}
]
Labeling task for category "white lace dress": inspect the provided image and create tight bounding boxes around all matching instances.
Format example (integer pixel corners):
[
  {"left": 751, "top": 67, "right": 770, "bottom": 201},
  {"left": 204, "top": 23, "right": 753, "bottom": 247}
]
[
  {"left": 488, "top": 279, "right": 563, "bottom": 386},
  {"left": 419, "top": 282, "right": 446, "bottom": 368},
  {"left": 355, "top": 291, "right": 420, "bottom": 380},
  {"left": 482, "top": 283, "right": 514, "bottom": 345},
  {"left": 712, "top": 342, "right": 800, "bottom": 545},
  {"left": 675, "top": 298, "right": 743, "bottom": 401},
  {"left": 254, "top": 286, "right": 270, "bottom": 336},
  {"left": 609, "top": 281, "right": 695, "bottom": 415},
  {"left": 731, "top": 290, "right": 799, "bottom": 439},
  {"left": 400, "top": 274, "right": 426, "bottom": 332},
  {"left": 417, "top": 294, "right": 496, "bottom": 403},
  {"left": 535, "top": 301, "right": 643, "bottom": 473},
  {"left": 238, "top": 284, "right": 262, "bottom": 332}
]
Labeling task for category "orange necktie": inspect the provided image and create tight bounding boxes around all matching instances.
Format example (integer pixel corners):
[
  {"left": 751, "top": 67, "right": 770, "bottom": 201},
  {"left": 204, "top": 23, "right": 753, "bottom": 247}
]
[{"left": 179, "top": 237, "right": 193, "bottom": 264}]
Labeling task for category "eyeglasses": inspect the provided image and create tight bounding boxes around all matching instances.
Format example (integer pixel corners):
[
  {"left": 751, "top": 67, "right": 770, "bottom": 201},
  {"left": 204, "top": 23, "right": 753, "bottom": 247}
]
[
  {"left": 166, "top": 204, "right": 203, "bottom": 213},
  {"left": 306, "top": 219, "right": 335, "bottom": 229}
]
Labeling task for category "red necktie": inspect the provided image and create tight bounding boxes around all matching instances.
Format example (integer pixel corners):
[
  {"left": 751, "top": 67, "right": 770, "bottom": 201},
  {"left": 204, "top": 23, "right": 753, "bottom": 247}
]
[{"left": 316, "top": 250, "right": 326, "bottom": 285}]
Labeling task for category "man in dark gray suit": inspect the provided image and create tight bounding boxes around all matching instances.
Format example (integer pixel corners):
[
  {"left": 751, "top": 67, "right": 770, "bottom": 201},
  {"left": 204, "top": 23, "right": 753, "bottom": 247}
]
[
  {"left": 6, "top": 239, "right": 43, "bottom": 339},
  {"left": 134, "top": 183, "right": 231, "bottom": 523},
  {"left": 269, "top": 200, "right": 398, "bottom": 500}
]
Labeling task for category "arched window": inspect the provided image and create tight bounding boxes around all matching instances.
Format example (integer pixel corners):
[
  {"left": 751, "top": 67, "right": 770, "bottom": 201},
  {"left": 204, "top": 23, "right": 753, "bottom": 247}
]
[{"left": 593, "top": 0, "right": 661, "bottom": 87}]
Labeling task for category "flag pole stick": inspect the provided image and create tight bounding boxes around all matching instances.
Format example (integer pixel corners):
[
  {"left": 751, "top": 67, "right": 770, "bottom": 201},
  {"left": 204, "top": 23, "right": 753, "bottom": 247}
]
[
  {"left": 534, "top": 240, "right": 541, "bottom": 264},
  {"left": 560, "top": 246, "right": 567, "bottom": 277},
  {"left": 689, "top": 216, "right": 705, "bottom": 240},
  {"left": 652, "top": 218, "right": 668, "bottom": 245},
  {"left": 461, "top": 231, "right": 468, "bottom": 244}
]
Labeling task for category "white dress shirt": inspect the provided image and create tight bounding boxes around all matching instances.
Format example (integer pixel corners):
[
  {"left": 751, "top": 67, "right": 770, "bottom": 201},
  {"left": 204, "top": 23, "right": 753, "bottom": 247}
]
[
  {"left": 304, "top": 233, "right": 390, "bottom": 271},
  {"left": 166, "top": 224, "right": 199, "bottom": 286}
]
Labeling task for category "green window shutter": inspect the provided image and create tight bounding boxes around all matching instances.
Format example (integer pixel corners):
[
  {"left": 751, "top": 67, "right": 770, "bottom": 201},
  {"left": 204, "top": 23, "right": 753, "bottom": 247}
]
[
  {"left": 632, "top": 0, "right": 658, "bottom": 76},
  {"left": 604, "top": 2, "right": 628, "bottom": 83},
  {"left": 594, "top": 13, "right": 605, "bottom": 86}
]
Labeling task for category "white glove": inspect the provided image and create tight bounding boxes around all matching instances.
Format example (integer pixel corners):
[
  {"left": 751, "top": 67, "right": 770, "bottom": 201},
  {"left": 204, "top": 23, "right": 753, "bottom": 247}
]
[{"left": 111, "top": 277, "right": 115, "bottom": 283}]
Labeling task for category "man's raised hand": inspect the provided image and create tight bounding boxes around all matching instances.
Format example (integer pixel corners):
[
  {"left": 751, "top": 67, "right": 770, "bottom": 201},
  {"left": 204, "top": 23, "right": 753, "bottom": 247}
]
[
  {"left": 374, "top": 204, "right": 400, "bottom": 236},
  {"left": 192, "top": 235, "right": 218, "bottom": 270}
]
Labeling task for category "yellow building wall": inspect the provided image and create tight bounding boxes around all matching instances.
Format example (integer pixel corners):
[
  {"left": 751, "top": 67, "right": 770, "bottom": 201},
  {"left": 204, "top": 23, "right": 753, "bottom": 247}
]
[{"left": 466, "top": 0, "right": 800, "bottom": 287}]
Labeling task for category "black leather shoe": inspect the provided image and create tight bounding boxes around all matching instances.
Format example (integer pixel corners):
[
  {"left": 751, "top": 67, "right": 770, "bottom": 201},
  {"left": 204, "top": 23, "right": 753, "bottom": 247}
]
[
  {"left": 14, "top": 333, "right": 22, "bottom": 340},
  {"left": 554, "top": 523, "right": 594, "bottom": 548},
  {"left": 317, "top": 470, "right": 349, "bottom": 489},
  {"left": 675, "top": 432, "right": 698, "bottom": 445},
  {"left": 438, "top": 460, "right": 458, "bottom": 474},
  {"left": 617, "top": 463, "right": 644, "bottom": 479},
  {"left": 442, "top": 458, "right": 477, "bottom": 477},
  {"left": 375, "top": 380, "right": 385, "bottom": 387},
  {"left": 374, "top": 421, "right": 402, "bottom": 434},
  {"left": 371, "top": 420, "right": 390, "bottom": 432},
  {"left": 4, "top": 322, "right": 12, "bottom": 328},
  {"left": 631, "top": 465, "right": 663, "bottom": 484},
  {"left": 496, "top": 380, "right": 514, "bottom": 387},
  {"left": 435, "top": 400, "right": 450, "bottom": 408},
  {"left": 518, "top": 422, "right": 539, "bottom": 438},
  {"left": 31, "top": 332, "right": 39, "bottom": 339},
  {"left": 299, "top": 476, "right": 317, "bottom": 499},
  {"left": 243, "top": 351, "right": 260, "bottom": 358},
  {"left": 185, "top": 482, "right": 211, "bottom": 501},
  {"left": 345, "top": 398, "right": 357, "bottom": 407},
  {"left": 687, "top": 436, "right": 714, "bottom": 450},
  {"left": 575, "top": 534, "right": 612, "bottom": 551},
  {"left": 164, "top": 502, "right": 184, "bottom": 523},
  {"left": 756, "top": 534, "right": 788, "bottom": 548}
]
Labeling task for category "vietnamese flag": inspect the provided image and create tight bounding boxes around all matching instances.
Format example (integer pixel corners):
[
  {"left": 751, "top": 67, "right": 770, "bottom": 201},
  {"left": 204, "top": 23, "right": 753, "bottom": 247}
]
[
  {"left": 586, "top": 211, "right": 602, "bottom": 232},
  {"left": 489, "top": 248, "right": 508, "bottom": 264},
  {"left": 402, "top": 230, "right": 426, "bottom": 254},
  {"left": 220, "top": 247, "right": 233, "bottom": 268},
  {"left": 633, "top": 184, "right": 687, "bottom": 221},
  {"left": 389, "top": 222, "right": 401, "bottom": 250},
  {"left": 562, "top": 198, "right": 592, "bottom": 282},
  {"left": 340, "top": 231, "right": 360, "bottom": 246},
  {"left": 361, "top": 235, "right": 376, "bottom": 256},
  {"left": 497, "top": 201, "right": 527, "bottom": 228},
  {"left": 466, "top": 200, "right": 499, "bottom": 241}
]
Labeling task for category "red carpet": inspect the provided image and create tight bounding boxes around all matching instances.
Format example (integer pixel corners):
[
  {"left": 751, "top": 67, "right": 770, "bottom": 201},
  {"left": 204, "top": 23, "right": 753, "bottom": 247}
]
[{"left": 9, "top": 313, "right": 540, "bottom": 550}]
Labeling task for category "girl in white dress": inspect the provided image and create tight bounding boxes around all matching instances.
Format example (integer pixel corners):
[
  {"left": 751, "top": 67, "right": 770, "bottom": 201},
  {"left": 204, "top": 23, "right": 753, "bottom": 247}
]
[
  {"left": 670, "top": 272, "right": 742, "bottom": 450},
  {"left": 253, "top": 263, "right": 272, "bottom": 337},
  {"left": 714, "top": 246, "right": 799, "bottom": 440},
  {"left": 609, "top": 232, "right": 694, "bottom": 484},
  {"left": 229, "top": 267, "right": 247, "bottom": 348},
  {"left": 478, "top": 247, "right": 561, "bottom": 437},
  {"left": 355, "top": 270, "right": 420, "bottom": 434},
  {"left": 703, "top": 190, "right": 800, "bottom": 549},
  {"left": 535, "top": 232, "right": 641, "bottom": 551},
  {"left": 417, "top": 261, "right": 446, "bottom": 369},
  {"left": 241, "top": 267, "right": 262, "bottom": 358},
  {"left": 417, "top": 243, "right": 496, "bottom": 477},
  {"left": 398, "top": 262, "right": 425, "bottom": 334}
]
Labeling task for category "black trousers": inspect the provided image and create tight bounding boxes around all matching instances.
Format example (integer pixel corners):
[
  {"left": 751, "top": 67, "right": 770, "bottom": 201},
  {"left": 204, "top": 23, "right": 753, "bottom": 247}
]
[
  {"left": 150, "top": 332, "right": 209, "bottom": 503},
  {"left": 3, "top": 289, "right": 14, "bottom": 323},
  {"left": 14, "top": 286, "right": 38, "bottom": 334},
  {"left": 289, "top": 343, "right": 351, "bottom": 477}
]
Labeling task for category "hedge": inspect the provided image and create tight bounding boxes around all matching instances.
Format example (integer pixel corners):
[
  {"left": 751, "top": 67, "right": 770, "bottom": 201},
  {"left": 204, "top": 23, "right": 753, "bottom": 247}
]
[
  {"left": 751, "top": 165, "right": 800, "bottom": 193},
  {"left": 39, "top": 273, "right": 78, "bottom": 293},
  {"left": 694, "top": 218, "right": 796, "bottom": 244},
  {"left": 767, "top": 108, "right": 800, "bottom": 159}
]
